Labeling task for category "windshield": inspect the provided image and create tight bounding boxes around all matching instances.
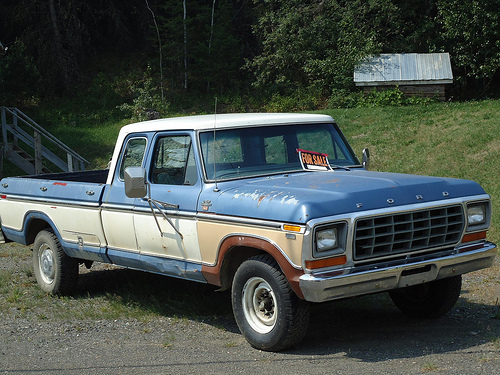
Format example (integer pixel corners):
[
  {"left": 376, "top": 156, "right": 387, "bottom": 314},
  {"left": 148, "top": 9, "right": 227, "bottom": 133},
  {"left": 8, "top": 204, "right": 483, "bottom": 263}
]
[{"left": 199, "top": 123, "right": 359, "bottom": 181}]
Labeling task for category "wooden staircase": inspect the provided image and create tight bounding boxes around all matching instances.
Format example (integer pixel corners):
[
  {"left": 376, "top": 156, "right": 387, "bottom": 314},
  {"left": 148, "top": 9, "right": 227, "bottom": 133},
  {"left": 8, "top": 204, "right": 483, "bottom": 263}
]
[
  {"left": 5, "top": 144, "right": 52, "bottom": 174},
  {"left": 1, "top": 106, "right": 89, "bottom": 177}
]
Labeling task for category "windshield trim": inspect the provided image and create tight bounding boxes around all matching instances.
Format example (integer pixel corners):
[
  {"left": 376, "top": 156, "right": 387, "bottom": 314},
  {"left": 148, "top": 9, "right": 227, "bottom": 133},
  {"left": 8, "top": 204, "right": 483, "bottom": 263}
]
[{"left": 197, "top": 122, "right": 361, "bottom": 183}]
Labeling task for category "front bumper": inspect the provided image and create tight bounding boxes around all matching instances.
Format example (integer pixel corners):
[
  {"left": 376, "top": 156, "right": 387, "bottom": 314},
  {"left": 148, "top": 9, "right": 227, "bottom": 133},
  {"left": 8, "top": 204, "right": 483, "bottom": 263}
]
[{"left": 299, "top": 241, "right": 497, "bottom": 303}]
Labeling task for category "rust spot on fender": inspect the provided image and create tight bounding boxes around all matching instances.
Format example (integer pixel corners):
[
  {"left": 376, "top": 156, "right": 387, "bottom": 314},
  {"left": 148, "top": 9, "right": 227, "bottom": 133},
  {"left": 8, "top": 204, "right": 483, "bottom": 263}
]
[{"left": 257, "top": 195, "right": 267, "bottom": 206}]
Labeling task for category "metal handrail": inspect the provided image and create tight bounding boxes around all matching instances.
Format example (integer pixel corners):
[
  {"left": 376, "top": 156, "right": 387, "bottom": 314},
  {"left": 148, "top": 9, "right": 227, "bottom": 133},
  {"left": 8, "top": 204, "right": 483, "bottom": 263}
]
[
  {"left": 1, "top": 106, "right": 89, "bottom": 173},
  {"left": 2, "top": 107, "right": 89, "bottom": 164}
]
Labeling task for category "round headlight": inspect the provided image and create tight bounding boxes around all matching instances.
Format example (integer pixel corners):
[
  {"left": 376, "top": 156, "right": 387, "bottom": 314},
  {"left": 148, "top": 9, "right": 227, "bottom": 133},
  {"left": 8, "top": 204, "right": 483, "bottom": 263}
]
[{"left": 316, "top": 228, "right": 338, "bottom": 252}]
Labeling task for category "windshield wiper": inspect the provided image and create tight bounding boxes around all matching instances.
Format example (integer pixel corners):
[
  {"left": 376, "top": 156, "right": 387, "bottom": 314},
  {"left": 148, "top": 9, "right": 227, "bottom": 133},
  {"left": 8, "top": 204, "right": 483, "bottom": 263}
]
[{"left": 330, "top": 164, "right": 351, "bottom": 171}]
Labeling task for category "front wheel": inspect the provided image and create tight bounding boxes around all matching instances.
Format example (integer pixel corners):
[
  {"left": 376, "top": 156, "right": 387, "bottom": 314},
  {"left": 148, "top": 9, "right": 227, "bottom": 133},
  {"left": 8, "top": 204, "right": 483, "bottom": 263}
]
[
  {"left": 231, "top": 254, "right": 310, "bottom": 351},
  {"left": 33, "top": 229, "right": 78, "bottom": 295},
  {"left": 389, "top": 275, "right": 462, "bottom": 319}
]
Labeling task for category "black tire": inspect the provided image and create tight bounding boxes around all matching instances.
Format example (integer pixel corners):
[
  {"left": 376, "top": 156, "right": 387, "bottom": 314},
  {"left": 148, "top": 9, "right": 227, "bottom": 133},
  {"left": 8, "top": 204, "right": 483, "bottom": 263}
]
[
  {"left": 231, "top": 254, "right": 310, "bottom": 351},
  {"left": 32, "top": 229, "right": 78, "bottom": 295},
  {"left": 389, "top": 275, "right": 462, "bottom": 319}
]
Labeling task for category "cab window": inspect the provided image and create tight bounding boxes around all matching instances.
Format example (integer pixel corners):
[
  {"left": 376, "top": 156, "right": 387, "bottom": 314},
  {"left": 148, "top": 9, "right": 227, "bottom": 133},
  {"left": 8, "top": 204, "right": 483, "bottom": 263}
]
[
  {"left": 151, "top": 135, "right": 197, "bottom": 186},
  {"left": 119, "top": 137, "right": 147, "bottom": 180}
]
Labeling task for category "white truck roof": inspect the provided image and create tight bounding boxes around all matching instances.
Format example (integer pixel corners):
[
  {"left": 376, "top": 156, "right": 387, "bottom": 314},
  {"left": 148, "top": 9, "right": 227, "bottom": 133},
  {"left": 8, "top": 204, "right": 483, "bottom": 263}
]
[
  {"left": 107, "top": 113, "right": 335, "bottom": 185},
  {"left": 118, "top": 113, "right": 334, "bottom": 136}
]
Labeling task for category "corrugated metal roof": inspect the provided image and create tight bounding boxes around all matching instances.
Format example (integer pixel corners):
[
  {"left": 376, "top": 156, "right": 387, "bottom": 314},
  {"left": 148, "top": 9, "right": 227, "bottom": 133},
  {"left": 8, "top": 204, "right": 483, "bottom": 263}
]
[{"left": 354, "top": 53, "right": 453, "bottom": 86}]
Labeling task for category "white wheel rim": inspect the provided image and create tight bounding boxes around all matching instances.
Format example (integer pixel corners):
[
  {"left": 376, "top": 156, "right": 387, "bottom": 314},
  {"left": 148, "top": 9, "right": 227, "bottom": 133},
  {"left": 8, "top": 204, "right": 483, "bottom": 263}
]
[
  {"left": 39, "top": 243, "right": 55, "bottom": 285},
  {"left": 242, "top": 277, "right": 277, "bottom": 334}
]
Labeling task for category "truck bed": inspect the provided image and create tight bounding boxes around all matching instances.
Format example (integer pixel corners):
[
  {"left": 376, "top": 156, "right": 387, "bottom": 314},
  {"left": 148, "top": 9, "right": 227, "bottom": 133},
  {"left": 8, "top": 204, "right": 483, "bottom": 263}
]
[
  {"left": 0, "top": 169, "right": 108, "bottom": 207},
  {"left": 25, "top": 169, "right": 108, "bottom": 183}
]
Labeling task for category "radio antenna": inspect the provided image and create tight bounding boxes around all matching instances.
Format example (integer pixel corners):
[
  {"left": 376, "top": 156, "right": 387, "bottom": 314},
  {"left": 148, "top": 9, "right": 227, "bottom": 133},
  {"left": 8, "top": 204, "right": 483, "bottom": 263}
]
[{"left": 213, "top": 97, "right": 220, "bottom": 192}]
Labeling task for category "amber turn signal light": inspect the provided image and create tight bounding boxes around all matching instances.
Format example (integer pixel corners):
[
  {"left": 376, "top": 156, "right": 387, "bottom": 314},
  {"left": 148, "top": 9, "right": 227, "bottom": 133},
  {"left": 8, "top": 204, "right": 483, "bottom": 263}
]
[
  {"left": 305, "top": 255, "right": 347, "bottom": 270},
  {"left": 461, "top": 231, "right": 487, "bottom": 243}
]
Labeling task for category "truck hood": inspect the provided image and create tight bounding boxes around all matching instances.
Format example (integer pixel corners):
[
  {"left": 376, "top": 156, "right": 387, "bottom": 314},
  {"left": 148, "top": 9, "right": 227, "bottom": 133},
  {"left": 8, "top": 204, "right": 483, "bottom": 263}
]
[{"left": 210, "top": 170, "right": 486, "bottom": 223}]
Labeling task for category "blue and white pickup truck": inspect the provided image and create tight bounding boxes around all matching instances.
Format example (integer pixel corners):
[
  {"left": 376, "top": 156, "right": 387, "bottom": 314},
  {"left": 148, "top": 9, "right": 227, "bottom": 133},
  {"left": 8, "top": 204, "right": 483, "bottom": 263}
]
[{"left": 0, "top": 113, "right": 496, "bottom": 351}]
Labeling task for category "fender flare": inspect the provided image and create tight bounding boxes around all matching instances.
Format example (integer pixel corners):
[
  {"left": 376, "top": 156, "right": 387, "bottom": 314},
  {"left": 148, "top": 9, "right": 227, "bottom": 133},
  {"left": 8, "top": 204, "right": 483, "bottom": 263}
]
[
  {"left": 8, "top": 211, "right": 79, "bottom": 258},
  {"left": 3, "top": 210, "right": 61, "bottom": 246},
  {"left": 201, "top": 234, "right": 305, "bottom": 299}
]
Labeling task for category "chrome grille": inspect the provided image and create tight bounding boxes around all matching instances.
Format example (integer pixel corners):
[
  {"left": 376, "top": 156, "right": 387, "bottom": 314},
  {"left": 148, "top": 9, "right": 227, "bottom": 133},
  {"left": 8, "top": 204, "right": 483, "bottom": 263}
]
[{"left": 354, "top": 205, "right": 464, "bottom": 261}]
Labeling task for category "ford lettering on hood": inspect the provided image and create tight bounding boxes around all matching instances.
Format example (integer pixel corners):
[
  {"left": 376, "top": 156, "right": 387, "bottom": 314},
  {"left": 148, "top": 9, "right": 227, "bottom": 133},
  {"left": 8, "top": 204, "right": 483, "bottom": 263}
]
[{"left": 211, "top": 170, "right": 486, "bottom": 223}]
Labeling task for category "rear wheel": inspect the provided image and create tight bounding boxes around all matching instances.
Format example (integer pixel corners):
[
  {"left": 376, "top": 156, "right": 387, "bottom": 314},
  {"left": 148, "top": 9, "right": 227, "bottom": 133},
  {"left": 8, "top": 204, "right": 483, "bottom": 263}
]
[
  {"left": 389, "top": 275, "right": 462, "bottom": 318},
  {"left": 232, "top": 254, "right": 310, "bottom": 351},
  {"left": 33, "top": 229, "right": 78, "bottom": 294}
]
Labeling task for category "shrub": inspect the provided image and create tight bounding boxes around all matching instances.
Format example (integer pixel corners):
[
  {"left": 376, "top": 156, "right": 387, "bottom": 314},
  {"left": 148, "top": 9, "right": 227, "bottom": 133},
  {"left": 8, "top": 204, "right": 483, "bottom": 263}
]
[
  {"left": 264, "top": 89, "right": 324, "bottom": 112},
  {"left": 328, "top": 87, "right": 436, "bottom": 109},
  {"left": 0, "top": 40, "right": 41, "bottom": 105},
  {"left": 118, "top": 68, "right": 170, "bottom": 122}
]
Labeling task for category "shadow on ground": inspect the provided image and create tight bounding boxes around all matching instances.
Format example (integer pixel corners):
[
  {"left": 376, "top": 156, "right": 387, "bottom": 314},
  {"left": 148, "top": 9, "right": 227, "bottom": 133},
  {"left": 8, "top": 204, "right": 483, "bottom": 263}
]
[
  {"left": 293, "top": 289, "right": 499, "bottom": 360},
  {"left": 76, "top": 265, "right": 237, "bottom": 331},
  {"left": 76, "top": 263, "right": 500, "bottom": 360}
]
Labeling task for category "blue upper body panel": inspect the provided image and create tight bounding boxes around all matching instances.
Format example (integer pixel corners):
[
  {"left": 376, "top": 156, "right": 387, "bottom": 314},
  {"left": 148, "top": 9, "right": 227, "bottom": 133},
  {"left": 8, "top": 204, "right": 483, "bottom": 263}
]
[
  {"left": 200, "top": 169, "right": 486, "bottom": 223},
  {"left": 1, "top": 168, "right": 486, "bottom": 226},
  {"left": 0, "top": 176, "right": 105, "bottom": 205}
]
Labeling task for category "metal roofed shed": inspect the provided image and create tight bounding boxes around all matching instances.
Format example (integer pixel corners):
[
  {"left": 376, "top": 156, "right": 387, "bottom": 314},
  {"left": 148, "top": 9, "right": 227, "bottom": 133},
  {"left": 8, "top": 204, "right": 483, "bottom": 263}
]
[{"left": 354, "top": 53, "right": 453, "bottom": 100}]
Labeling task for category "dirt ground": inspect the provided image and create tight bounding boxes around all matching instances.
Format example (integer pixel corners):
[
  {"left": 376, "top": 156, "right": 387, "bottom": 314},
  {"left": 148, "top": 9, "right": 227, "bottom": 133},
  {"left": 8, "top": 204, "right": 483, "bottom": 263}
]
[{"left": 1, "top": 242, "right": 499, "bottom": 375}]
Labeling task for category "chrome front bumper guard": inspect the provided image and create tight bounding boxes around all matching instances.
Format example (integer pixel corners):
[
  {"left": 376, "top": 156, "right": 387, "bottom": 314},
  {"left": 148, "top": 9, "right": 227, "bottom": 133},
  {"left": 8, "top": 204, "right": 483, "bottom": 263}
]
[{"left": 299, "top": 241, "right": 497, "bottom": 303}]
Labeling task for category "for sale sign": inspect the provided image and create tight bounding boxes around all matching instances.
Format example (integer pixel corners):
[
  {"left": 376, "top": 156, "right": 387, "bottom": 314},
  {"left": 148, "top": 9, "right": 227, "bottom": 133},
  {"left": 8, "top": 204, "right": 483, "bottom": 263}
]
[{"left": 297, "top": 149, "right": 332, "bottom": 171}]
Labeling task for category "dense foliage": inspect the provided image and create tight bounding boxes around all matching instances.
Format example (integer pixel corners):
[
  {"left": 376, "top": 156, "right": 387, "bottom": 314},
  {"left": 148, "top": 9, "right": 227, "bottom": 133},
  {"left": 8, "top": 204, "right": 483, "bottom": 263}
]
[{"left": 0, "top": 0, "right": 499, "bottom": 110}]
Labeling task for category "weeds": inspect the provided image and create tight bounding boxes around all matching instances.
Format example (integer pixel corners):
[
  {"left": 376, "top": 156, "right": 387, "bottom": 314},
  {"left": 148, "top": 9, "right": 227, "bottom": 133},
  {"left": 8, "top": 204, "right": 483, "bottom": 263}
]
[
  {"left": 0, "top": 270, "right": 8, "bottom": 289},
  {"left": 421, "top": 362, "right": 439, "bottom": 372},
  {"left": 1, "top": 256, "right": 233, "bottom": 326},
  {"left": 162, "top": 334, "right": 176, "bottom": 348},
  {"left": 6, "top": 287, "right": 24, "bottom": 303},
  {"left": 492, "top": 299, "right": 500, "bottom": 320},
  {"left": 492, "top": 337, "right": 500, "bottom": 349}
]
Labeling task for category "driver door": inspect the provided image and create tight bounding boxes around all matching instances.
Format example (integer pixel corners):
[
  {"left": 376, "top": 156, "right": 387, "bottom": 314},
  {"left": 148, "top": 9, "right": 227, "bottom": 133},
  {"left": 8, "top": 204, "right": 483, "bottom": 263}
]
[{"left": 132, "top": 133, "right": 203, "bottom": 280}]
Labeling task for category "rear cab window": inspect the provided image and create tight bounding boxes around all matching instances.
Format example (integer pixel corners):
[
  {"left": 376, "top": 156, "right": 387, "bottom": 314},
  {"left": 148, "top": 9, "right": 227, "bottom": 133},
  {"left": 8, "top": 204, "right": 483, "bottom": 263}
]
[{"left": 119, "top": 137, "right": 148, "bottom": 180}]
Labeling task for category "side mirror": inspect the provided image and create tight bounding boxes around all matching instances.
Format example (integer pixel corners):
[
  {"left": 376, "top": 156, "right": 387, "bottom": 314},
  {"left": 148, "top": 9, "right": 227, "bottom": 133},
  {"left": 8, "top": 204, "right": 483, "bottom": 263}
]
[
  {"left": 362, "top": 148, "right": 370, "bottom": 170},
  {"left": 124, "top": 167, "right": 147, "bottom": 198}
]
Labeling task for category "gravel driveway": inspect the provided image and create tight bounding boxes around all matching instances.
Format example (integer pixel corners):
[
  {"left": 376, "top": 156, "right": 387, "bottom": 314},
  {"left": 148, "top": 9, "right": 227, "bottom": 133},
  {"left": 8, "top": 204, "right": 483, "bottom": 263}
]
[{"left": 1, "top": 242, "right": 499, "bottom": 374}]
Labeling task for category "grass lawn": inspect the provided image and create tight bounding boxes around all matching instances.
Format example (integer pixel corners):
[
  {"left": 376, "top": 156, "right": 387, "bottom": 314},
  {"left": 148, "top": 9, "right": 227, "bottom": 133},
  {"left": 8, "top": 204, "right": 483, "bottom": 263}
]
[{"left": 4, "top": 99, "right": 499, "bottom": 245}]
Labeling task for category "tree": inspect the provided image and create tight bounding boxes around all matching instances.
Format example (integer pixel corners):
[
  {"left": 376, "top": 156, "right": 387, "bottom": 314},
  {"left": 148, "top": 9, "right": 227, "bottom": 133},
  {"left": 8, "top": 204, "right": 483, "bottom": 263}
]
[
  {"left": 1, "top": 0, "right": 500, "bottom": 103},
  {"left": 247, "top": 0, "right": 381, "bottom": 95},
  {"left": 159, "top": 0, "right": 244, "bottom": 93},
  {"left": 374, "top": 0, "right": 440, "bottom": 53},
  {"left": 0, "top": 41, "right": 41, "bottom": 104},
  {"left": 437, "top": 0, "right": 500, "bottom": 96},
  {"left": 0, "top": 0, "right": 154, "bottom": 97}
]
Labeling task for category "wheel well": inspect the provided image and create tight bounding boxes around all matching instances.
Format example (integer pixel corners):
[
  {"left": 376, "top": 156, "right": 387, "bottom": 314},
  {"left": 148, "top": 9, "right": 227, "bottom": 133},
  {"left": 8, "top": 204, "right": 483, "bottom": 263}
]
[
  {"left": 219, "top": 246, "right": 265, "bottom": 291},
  {"left": 202, "top": 235, "right": 305, "bottom": 299},
  {"left": 26, "top": 219, "right": 52, "bottom": 245}
]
